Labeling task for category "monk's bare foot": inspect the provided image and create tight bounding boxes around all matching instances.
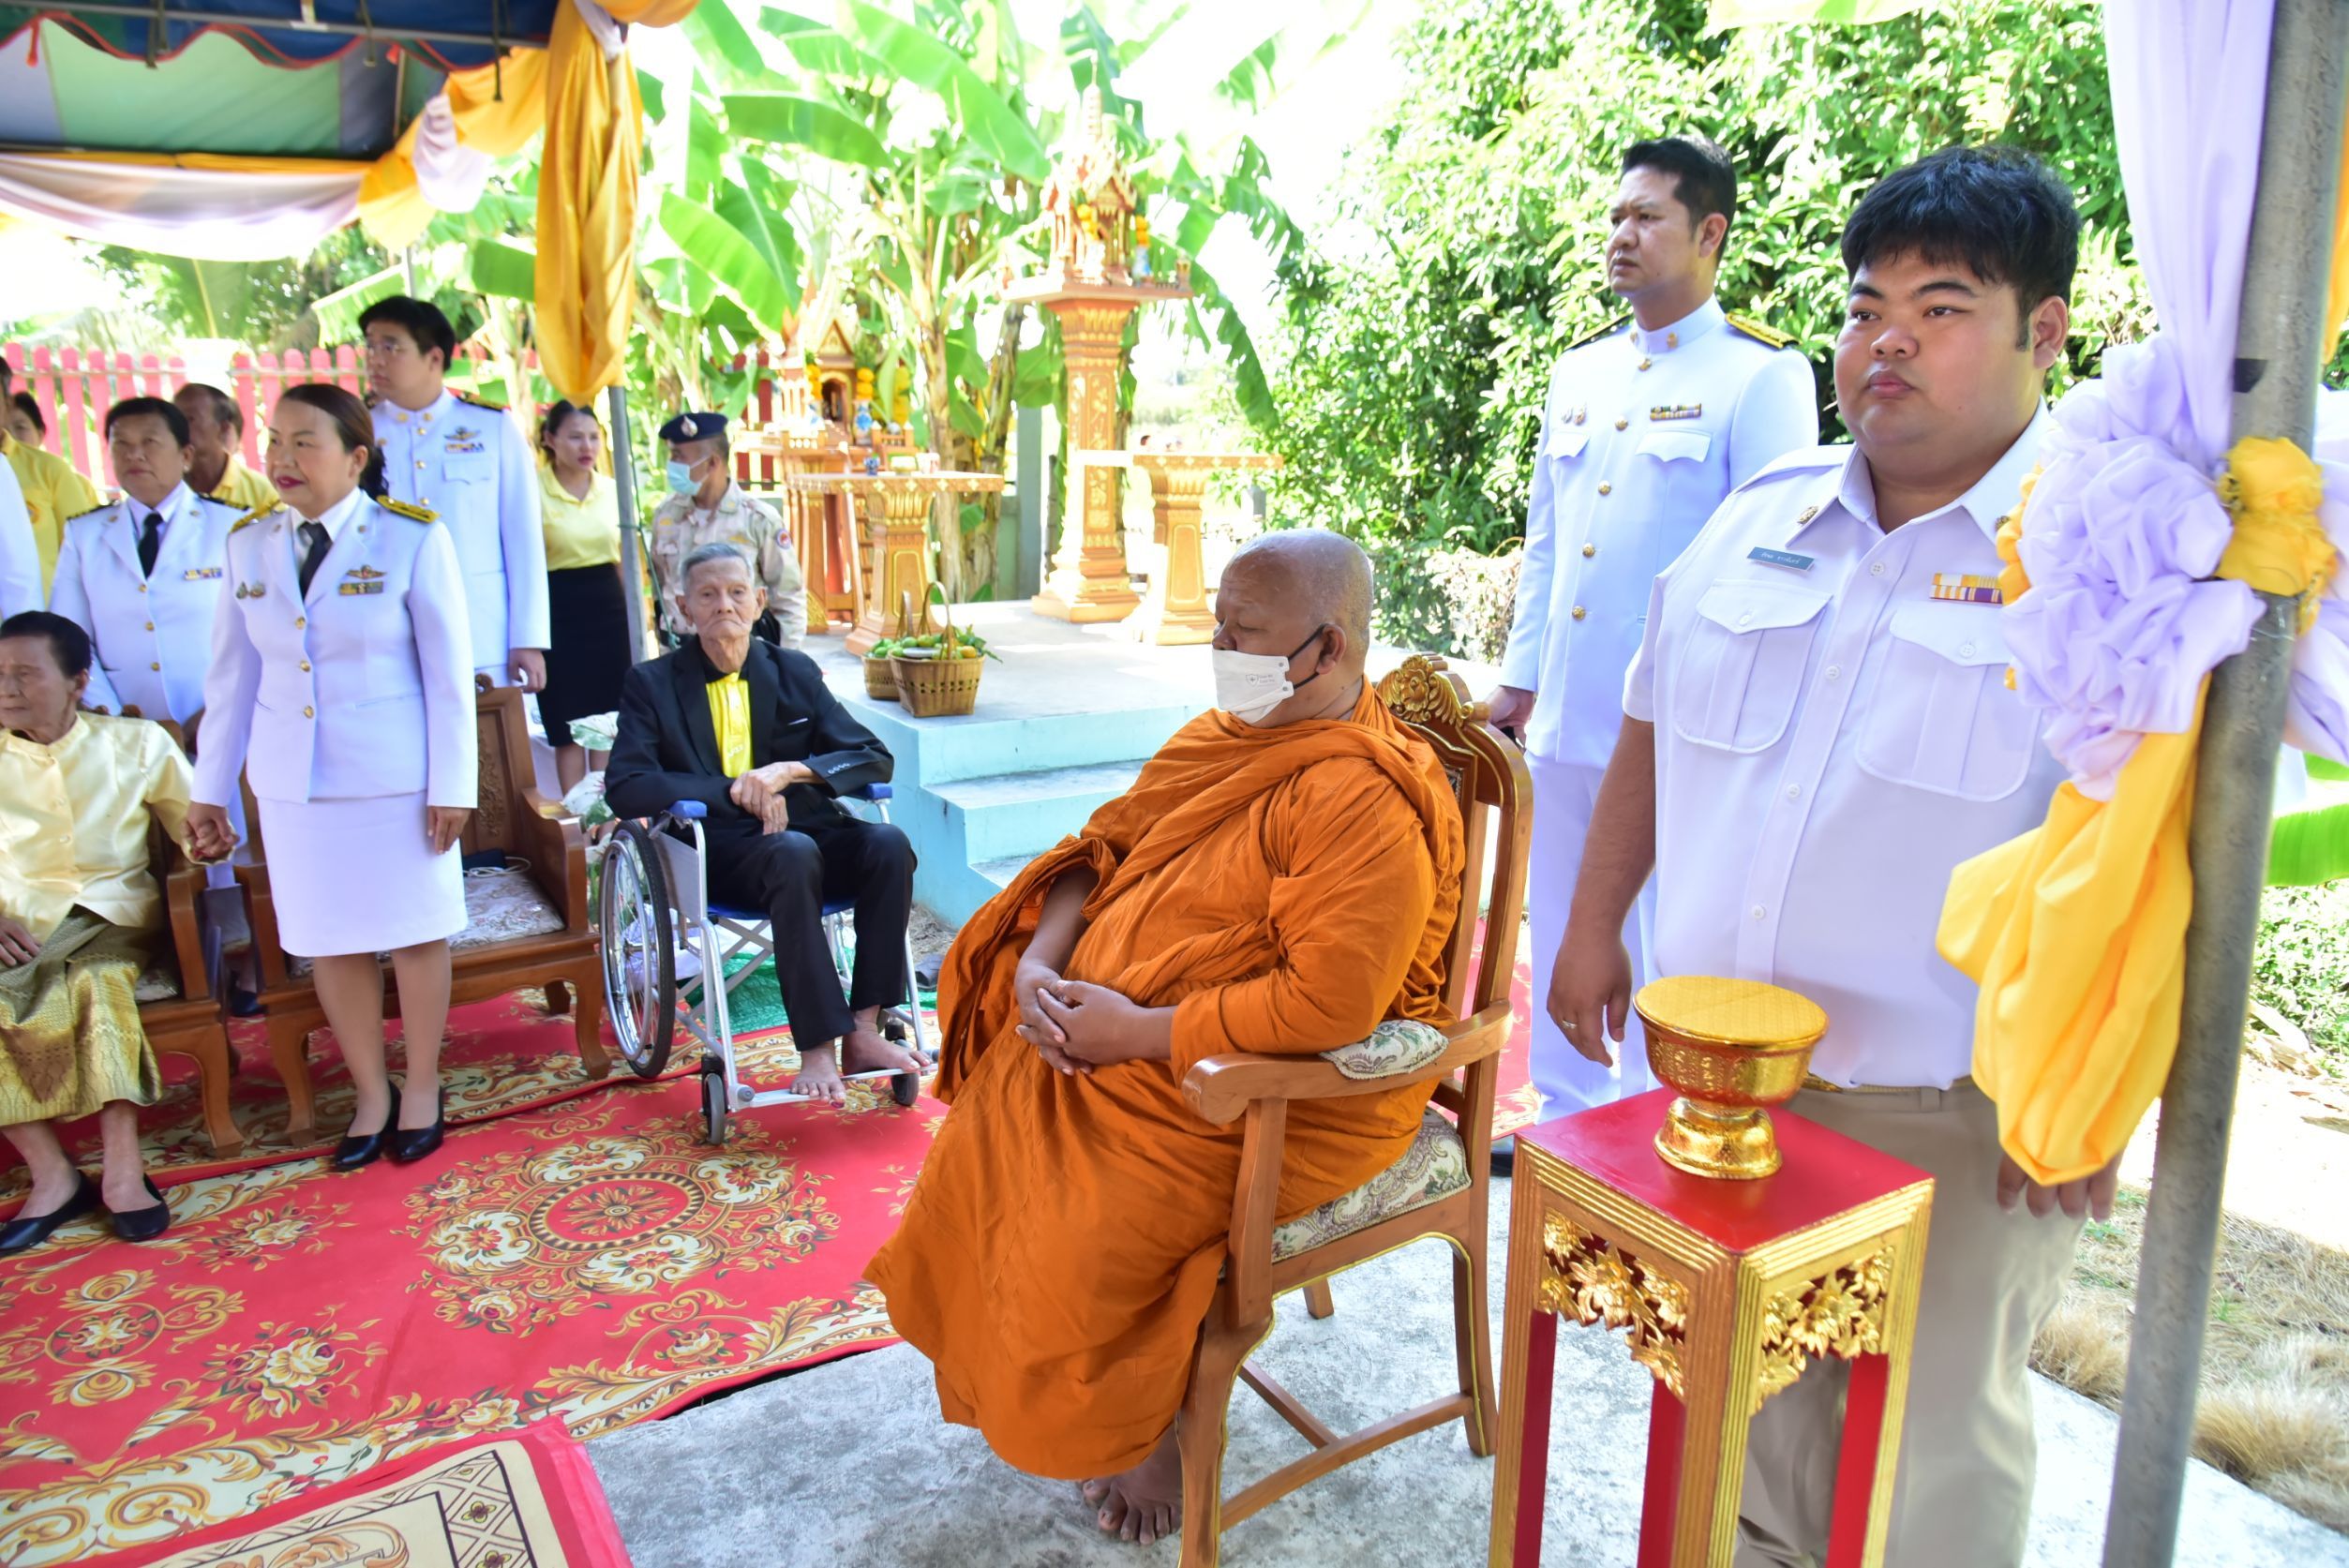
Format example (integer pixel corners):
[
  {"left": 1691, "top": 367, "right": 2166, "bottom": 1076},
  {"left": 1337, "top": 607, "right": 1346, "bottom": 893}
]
[
  {"left": 792, "top": 1044, "right": 847, "bottom": 1106},
  {"left": 840, "top": 1025, "right": 925, "bottom": 1081},
  {"left": 1086, "top": 1426, "right": 1181, "bottom": 1545}
]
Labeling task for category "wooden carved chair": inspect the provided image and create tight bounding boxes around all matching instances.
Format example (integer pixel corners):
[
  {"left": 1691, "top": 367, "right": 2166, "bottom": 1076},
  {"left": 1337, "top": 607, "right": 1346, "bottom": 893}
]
[
  {"left": 127, "top": 718, "right": 240, "bottom": 1154},
  {"left": 1173, "top": 653, "right": 1531, "bottom": 1565},
  {"left": 238, "top": 683, "right": 610, "bottom": 1143}
]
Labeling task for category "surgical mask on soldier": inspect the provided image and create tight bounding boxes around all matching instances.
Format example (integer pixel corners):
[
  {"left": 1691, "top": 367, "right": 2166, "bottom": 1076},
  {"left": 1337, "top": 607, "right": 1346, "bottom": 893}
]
[
  {"left": 1212, "top": 627, "right": 1327, "bottom": 725},
  {"left": 665, "top": 458, "right": 697, "bottom": 492}
]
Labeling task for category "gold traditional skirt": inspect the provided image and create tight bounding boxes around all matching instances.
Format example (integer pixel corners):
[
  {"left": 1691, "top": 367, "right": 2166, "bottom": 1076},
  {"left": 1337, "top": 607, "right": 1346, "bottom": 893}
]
[{"left": 0, "top": 909, "right": 160, "bottom": 1126}]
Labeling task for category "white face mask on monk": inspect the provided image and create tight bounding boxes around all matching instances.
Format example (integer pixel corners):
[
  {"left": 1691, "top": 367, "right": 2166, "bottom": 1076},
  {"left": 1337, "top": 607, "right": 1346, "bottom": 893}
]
[{"left": 1212, "top": 627, "right": 1328, "bottom": 725}]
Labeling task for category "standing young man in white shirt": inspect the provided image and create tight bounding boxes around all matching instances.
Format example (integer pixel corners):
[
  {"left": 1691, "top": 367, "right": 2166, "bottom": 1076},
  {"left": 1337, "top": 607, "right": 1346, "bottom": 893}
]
[
  {"left": 361, "top": 295, "right": 549, "bottom": 691},
  {"left": 1491, "top": 135, "right": 1818, "bottom": 1128},
  {"left": 1551, "top": 145, "right": 2111, "bottom": 1568}
]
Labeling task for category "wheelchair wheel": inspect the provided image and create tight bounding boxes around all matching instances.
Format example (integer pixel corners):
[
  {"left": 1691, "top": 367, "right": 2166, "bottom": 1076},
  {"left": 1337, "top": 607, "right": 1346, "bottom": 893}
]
[
  {"left": 884, "top": 1010, "right": 922, "bottom": 1107},
  {"left": 700, "top": 1069, "right": 729, "bottom": 1145},
  {"left": 598, "top": 821, "right": 677, "bottom": 1079}
]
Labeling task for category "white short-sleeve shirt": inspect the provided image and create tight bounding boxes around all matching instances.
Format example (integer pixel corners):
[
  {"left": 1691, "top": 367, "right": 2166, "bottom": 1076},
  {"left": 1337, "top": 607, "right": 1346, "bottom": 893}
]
[{"left": 1623, "top": 409, "right": 2063, "bottom": 1087}]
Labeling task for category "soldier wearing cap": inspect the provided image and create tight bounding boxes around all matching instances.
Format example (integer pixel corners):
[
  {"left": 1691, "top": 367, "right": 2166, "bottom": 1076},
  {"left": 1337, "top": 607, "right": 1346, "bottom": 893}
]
[
  {"left": 649, "top": 411, "right": 805, "bottom": 650},
  {"left": 1489, "top": 134, "right": 1818, "bottom": 1127},
  {"left": 361, "top": 295, "right": 550, "bottom": 691}
]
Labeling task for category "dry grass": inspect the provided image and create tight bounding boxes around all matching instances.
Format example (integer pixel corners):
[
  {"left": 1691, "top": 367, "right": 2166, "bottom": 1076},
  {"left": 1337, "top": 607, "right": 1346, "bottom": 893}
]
[{"left": 2033, "top": 1185, "right": 2349, "bottom": 1531}]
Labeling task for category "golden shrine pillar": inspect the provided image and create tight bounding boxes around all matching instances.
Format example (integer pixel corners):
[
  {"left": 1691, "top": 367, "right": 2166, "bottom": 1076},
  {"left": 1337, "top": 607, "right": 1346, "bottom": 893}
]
[
  {"left": 789, "top": 470, "right": 1007, "bottom": 655},
  {"left": 1128, "top": 451, "right": 1281, "bottom": 644}
]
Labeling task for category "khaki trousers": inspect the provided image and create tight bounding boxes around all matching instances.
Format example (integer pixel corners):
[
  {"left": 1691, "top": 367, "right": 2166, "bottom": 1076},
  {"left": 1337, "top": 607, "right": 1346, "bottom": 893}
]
[{"left": 1733, "top": 1083, "right": 2082, "bottom": 1568}]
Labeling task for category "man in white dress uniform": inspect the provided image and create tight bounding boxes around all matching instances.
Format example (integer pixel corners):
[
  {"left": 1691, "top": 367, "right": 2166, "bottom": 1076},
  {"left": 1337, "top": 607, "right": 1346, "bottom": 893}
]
[
  {"left": 361, "top": 295, "right": 549, "bottom": 691},
  {"left": 1489, "top": 135, "right": 1818, "bottom": 1125},
  {"left": 48, "top": 397, "right": 240, "bottom": 726},
  {"left": 0, "top": 455, "right": 36, "bottom": 618},
  {"left": 1552, "top": 146, "right": 2105, "bottom": 1568}
]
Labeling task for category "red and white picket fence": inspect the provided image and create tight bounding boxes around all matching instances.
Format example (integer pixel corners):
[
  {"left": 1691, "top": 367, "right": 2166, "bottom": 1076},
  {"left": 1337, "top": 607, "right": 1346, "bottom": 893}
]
[{"left": 2, "top": 342, "right": 528, "bottom": 488}]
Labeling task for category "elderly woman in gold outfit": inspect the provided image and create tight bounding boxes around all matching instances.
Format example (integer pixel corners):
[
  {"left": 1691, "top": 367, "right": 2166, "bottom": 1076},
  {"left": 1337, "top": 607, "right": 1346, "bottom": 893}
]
[{"left": 0, "top": 610, "right": 190, "bottom": 1253}]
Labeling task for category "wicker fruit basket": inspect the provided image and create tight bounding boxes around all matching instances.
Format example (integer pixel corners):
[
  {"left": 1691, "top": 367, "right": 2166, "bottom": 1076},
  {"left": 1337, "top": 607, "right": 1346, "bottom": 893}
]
[
  {"left": 886, "top": 590, "right": 990, "bottom": 718},
  {"left": 862, "top": 655, "right": 899, "bottom": 701}
]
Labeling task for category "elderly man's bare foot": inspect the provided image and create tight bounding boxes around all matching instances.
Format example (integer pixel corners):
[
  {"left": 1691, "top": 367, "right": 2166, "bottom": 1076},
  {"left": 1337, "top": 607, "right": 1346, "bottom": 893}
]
[
  {"left": 840, "top": 1025, "right": 925, "bottom": 1081},
  {"left": 1081, "top": 1426, "right": 1181, "bottom": 1545},
  {"left": 792, "top": 1044, "right": 847, "bottom": 1106}
]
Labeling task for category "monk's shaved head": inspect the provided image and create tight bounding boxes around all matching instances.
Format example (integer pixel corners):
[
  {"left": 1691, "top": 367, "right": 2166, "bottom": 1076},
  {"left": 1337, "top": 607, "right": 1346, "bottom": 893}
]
[{"left": 1222, "top": 530, "right": 1374, "bottom": 652}]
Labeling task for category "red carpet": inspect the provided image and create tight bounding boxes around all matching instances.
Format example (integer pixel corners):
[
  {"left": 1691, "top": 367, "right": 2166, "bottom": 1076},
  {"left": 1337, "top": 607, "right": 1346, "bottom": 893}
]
[
  {"left": 95, "top": 1421, "right": 630, "bottom": 1567},
  {"left": 0, "top": 1068, "right": 933, "bottom": 1566},
  {"left": 0, "top": 989, "right": 705, "bottom": 1202}
]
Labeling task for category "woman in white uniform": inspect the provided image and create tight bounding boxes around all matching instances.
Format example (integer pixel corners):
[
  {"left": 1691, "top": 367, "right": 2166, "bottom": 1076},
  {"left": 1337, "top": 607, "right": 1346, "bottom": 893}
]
[{"left": 186, "top": 384, "right": 476, "bottom": 1172}]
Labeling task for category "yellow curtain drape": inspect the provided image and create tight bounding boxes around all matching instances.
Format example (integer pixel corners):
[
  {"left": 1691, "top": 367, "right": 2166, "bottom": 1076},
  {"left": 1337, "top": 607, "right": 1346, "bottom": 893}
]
[
  {"left": 357, "top": 52, "right": 551, "bottom": 251},
  {"left": 1940, "top": 439, "right": 2336, "bottom": 1184},
  {"left": 531, "top": 0, "right": 647, "bottom": 401}
]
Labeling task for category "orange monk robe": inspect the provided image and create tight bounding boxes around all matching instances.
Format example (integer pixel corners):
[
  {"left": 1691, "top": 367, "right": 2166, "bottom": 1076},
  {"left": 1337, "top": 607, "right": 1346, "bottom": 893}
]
[{"left": 866, "top": 688, "right": 1466, "bottom": 1480}]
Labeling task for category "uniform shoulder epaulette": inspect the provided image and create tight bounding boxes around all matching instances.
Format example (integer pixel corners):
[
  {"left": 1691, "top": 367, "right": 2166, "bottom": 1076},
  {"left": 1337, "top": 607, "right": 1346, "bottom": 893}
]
[
  {"left": 1565, "top": 315, "right": 1632, "bottom": 352},
  {"left": 1727, "top": 314, "right": 1797, "bottom": 351},
  {"left": 228, "top": 501, "right": 284, "bottom": 535},
  {"left": 61, "top": 501, "right": 108, "bottom": 525},
  {"left": 453, "top": 390, "right": 507, "bottom": 413},
  {"left": 380, "top": 496, "right": 439, "bottom": 524}
]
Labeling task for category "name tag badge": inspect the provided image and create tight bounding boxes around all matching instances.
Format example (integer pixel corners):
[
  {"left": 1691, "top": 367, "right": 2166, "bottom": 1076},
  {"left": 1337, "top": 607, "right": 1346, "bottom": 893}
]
[
  {"left": 1748, "top": 546, "right": 1816, "bottom": 573},
  {"left": 182, "top": 566, "right": 222, "bottom": 581}
]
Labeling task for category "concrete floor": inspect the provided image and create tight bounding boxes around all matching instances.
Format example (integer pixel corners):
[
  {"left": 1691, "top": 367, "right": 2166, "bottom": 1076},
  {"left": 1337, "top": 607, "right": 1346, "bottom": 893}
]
[{"left": 588, "top": 1179, "right": 2346, "bottom": 1568}]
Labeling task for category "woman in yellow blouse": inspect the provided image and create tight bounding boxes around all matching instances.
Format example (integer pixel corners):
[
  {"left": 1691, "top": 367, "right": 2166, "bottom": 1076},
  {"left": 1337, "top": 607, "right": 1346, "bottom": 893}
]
[
  {"left": 0, "top": 611, "right": 188, "bottom": 1253},
  {"left": 537, "top": 400, "right": 633, "bottom": 792}
]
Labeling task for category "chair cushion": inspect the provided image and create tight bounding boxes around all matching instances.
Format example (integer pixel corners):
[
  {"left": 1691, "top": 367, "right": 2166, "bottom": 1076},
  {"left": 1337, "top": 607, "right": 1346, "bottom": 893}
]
[
  {"left": 1269, "top": 1110, "right": 1470, "bottom": 1262},
  {"left": 134, "top": 966, "right": 182, "bottom": 1004},
  {"left": 1322, "top": 1018, "right": 1451, "bottom": 1080},
  {"left": 287, "top": 866, "right": 566, "bottom": 978}
]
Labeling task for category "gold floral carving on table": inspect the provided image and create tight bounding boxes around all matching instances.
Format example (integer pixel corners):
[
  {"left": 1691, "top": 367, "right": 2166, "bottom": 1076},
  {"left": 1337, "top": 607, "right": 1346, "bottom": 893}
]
[
  {"left": 1538, "top": 1215, "right": 1690, "bottom": 1396},
  {"left": 1753, "top": 1243, "right": 1897, "bottom": 1410}
]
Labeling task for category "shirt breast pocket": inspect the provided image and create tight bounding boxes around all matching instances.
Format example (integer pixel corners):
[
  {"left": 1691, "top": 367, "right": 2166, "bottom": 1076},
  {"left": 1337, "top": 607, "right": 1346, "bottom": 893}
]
[
  {"left": 1857, "top": 604, "right": 2039, "bottom": 800},
  {"left": 441, "top": 453, "right": 494, "bottom": 486},
  {"left": 1545, "top": 425, "right": 1591, "bottom": 464},
  {"left": 1669, "top": 580, "right": 1829, "bottom": 754},
  {"left": 1634, "top": 429, "right": 1712, "bottom": 466}
]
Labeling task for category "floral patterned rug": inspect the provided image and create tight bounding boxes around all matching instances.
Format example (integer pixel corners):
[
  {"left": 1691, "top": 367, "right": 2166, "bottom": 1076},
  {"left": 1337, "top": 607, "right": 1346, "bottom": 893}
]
[{"left": 0, "top": 1068, "right": 935, "bottom": 1566}]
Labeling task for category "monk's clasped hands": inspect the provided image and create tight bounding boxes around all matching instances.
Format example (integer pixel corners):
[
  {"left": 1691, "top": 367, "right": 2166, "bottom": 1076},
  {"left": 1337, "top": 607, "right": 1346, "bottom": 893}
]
[{"left": 1035, "top": 980, "right": 1169, "bottom": 1068}]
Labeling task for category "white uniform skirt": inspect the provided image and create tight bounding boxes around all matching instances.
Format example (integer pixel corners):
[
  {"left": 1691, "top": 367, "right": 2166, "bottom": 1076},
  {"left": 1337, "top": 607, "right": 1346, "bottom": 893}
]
[{"left": 257, "top": 791, "right": 466, "bottom": 958}]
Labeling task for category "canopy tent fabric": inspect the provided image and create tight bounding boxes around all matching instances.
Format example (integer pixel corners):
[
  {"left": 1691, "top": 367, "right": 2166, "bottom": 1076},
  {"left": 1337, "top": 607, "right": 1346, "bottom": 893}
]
[
  {"left": 0, "top": 2, "right": 561, "bottom": 69},
  {"left": 0, "top": 0, "right": 696, "bottom": 398}
]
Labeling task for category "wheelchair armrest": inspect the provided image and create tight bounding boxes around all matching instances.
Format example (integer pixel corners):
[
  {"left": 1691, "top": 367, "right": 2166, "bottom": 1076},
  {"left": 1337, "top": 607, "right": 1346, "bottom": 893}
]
[
  {"left": 844, "top": 783, "right": 892, "bottom": 802},
  {"left": 668, "top": 799, "right": 710, "bottom": 820}
]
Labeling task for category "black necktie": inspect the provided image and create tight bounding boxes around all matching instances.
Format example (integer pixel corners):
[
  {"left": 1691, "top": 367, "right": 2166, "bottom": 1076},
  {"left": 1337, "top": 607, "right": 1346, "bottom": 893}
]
[
  {"left": 138, "top": 513, "right": 162, "bottom": 577},
  {"left": 297, "top": 520, "right": 331, "bottom": 594}
]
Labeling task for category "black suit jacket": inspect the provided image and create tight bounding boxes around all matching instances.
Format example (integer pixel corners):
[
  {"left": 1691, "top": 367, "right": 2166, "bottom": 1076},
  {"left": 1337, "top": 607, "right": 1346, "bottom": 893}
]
[{"left": 604, "top": 637, "right": 893, "bottom": 835}]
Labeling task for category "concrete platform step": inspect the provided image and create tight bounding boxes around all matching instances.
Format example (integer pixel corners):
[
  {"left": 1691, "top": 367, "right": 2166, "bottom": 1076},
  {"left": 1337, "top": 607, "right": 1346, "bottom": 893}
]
[
  {"left": 927, "top": 760, "right": 1144, "bottom": 864},
  {"left": 971, "top": 853, "right": 1040, "bottom": 891}
]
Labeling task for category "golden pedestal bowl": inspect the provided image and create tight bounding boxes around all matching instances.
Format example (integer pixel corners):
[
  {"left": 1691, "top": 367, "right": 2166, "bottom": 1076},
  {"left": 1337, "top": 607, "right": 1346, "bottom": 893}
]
[{"left": 1635, "top": 976, "right": 1829, "bottom": 1180}]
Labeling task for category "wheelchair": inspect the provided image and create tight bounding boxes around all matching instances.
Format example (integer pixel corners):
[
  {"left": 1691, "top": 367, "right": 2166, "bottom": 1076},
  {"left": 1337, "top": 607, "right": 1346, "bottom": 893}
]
[{"left": 595, "top": 784, "right": 931, "bottom": 1144}]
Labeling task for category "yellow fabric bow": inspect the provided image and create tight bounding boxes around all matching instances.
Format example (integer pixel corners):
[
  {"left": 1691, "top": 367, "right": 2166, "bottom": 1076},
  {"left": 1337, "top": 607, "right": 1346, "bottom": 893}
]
[{"left": 1939, "top": 437, "right": 2334, "bottom": 1184}]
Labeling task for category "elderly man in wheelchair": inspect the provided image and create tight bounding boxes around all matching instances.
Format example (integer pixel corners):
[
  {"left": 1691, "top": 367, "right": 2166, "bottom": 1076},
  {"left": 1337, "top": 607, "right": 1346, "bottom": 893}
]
[{"left": 600, "top": 541, "right": 925, "bottom": 1129}]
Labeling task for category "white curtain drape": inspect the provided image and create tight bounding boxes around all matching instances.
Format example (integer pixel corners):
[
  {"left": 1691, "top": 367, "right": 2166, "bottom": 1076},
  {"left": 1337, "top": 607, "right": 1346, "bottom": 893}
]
[{"left": 0, "top": 154, "right": 361, "bottom": 261}]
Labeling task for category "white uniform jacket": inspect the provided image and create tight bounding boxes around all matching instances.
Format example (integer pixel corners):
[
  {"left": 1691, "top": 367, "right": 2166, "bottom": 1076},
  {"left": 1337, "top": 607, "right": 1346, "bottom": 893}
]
[
  {"left": 50, "top": 483, "right": 239, "bottom": 722},
  {"left": 0, "top": 456, "right": 38, "bottom": 618},
  {"left": 1623, "top": 413, "right": 2064, "bottom": 1089},
  {"left": 192, "top": 493, "right": 477, "bottom": 809},
  {"left": 1501, "top": 297, "right": 1818, "bottom": 768},
  {"left": 373, "top": 389, "right": 549, "bottom": 673}
]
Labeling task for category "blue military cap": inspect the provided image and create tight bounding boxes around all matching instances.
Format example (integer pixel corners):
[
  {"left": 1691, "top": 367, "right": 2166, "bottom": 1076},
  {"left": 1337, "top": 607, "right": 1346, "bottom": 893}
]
[{"left": 658, "top": 411, "right": 728, "bottom": 443}]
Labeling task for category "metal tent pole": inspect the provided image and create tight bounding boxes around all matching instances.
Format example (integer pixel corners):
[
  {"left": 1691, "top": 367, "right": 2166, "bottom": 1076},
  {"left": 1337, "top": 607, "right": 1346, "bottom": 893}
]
[
  {"left": 2102, "top": 1, "right": 2349, "bottom": 1561},
  {"left": 606, "top": 384, "right": 651, "bottom": 665}
]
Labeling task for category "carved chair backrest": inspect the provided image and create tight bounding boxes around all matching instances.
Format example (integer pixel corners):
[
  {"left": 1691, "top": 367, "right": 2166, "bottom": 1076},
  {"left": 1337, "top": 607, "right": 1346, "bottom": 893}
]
[{"left": 1374, "top": 655, "right": 1534, "bottom": 1021}]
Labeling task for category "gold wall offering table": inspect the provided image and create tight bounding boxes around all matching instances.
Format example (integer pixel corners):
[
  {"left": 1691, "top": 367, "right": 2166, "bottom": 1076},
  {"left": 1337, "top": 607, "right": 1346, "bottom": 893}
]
[
  {"left": 1126, "top": 452, "right": 1281, "bottom": 644},
  {"left": 788, "top": 470, "right": 1006, "bottom": 655},
  {"left": 1488, "top": 978, "right": 1934, "bottom": 1568}
]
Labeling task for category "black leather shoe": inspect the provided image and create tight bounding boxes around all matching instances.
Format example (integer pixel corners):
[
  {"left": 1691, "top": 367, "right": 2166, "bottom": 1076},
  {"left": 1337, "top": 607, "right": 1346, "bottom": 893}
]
[
  {"left": 1490, "top": 1135, "right": 1517, "bottom": 1178},
  {"left": 109, "top": 1177, "right": 172, "bottom": 1243},
  {"left": 390, "top": 1090, "right": 447, "bottom": 1165},
  {"left": 229, "top": 986, "right": 264, "bottom": 1019},
  {"left": 0, "top": 1173, "right": 99, "bottom": 1254},
  {"left": 331, "top": 1126, "right": 388, "bottom": 1172}
]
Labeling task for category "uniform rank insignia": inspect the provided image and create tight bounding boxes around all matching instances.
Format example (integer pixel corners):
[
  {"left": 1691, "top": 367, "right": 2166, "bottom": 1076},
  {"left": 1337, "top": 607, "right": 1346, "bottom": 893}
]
[
  {"left": 182, "top": 566, "right": 223, "bottom": 580},
  {"left": 447, "top": 426, "right": 479, "bottom": 443},
  {"left": 338, "top": 564, "right": 386, "bottom": 596},
  {"left": 1650, "top": 405, "right": 1703, "bottom": 421},
  {"left": 235, "top": 581, "right": 263, "bottom": 599},
  {"left": 1931, "top": 573, "right": 2003, "bottom": 605},
  {"left": 380, "top": 497, "right": 438, "bottom": 524}
]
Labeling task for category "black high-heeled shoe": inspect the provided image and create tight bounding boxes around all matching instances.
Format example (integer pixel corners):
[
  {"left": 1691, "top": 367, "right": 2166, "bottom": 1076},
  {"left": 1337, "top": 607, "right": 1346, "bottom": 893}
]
[
  {"left": 0, "top": 1173, "right": 99, "bottom": 1255},
  {"left": 109, "top": 1176, "right": 172, "bottom": 1243},
  {"left": 390, "top": 1089, "right": 447, "bottom": 1165},
  {"left": 332, "top": 1106, "right": 391, "bottom": 1172}
]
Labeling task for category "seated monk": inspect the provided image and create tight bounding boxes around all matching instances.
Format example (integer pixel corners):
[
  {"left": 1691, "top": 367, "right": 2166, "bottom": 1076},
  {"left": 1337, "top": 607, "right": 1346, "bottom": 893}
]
[
  {"left": 867, "top": 531, "right": 1466, "bottom": 1546},
  {"left": 0, "top": 611, "right": 192, "bottom": 1252},
  {"left": 603, "top": 540, "right": 923, "bottom": 1104}
]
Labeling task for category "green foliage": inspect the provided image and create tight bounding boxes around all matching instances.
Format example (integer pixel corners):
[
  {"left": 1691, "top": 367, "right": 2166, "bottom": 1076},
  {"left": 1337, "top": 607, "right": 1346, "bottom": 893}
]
[
  {"left": 96, "top": 227, "right": 394, "bottom": 349},
  {"left": 1259, "top": 0, "right": 2144, "bottom": 650},
  {"left": 2252, "top": 883, "right": 2349, "bottom": 1074}
]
